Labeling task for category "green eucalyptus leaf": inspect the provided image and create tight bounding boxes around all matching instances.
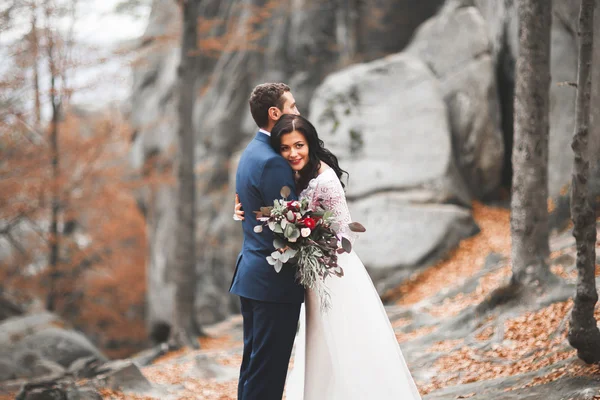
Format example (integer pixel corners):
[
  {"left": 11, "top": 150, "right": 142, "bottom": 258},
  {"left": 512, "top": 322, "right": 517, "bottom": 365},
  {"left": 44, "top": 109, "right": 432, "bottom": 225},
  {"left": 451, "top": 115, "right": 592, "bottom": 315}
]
[
  {"left": 274, "top": 260, "right": 283, "bottom": 273},
  {"left": 286, "top": 248, "right": 298, "bottom": 258},
  {"left": 284, "top": 223, "right": 295, "bottom": 237}
]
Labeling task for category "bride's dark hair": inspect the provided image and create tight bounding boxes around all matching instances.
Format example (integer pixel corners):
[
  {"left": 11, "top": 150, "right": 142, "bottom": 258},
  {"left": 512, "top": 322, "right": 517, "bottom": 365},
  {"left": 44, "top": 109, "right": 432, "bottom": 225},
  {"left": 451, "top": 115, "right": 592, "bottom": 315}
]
[{"left": 270, "top": 114, "right": 348, "bottom": 193}]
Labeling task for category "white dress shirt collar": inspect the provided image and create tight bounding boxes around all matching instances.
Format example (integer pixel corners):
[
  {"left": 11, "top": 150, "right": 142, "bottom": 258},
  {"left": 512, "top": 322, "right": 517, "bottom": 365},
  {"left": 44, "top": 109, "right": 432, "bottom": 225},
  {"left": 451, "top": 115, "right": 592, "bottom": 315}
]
[{"left": 259, "top": 128, "right": 271, "bottom": 137}]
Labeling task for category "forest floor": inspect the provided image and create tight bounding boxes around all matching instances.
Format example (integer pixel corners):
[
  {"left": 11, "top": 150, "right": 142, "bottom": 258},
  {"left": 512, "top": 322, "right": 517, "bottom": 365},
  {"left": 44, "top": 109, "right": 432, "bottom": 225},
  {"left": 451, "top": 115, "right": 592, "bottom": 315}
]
[{"left": 102, "top": 203, "right": 600, "bottom": 399}]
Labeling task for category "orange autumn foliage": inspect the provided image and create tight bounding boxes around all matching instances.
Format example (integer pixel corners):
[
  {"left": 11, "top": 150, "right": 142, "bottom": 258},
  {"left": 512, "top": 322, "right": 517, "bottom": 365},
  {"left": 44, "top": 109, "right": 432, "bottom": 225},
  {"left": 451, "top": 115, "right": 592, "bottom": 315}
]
[{"left": 0, "top": 109, "right": 165, "bottom": 358}]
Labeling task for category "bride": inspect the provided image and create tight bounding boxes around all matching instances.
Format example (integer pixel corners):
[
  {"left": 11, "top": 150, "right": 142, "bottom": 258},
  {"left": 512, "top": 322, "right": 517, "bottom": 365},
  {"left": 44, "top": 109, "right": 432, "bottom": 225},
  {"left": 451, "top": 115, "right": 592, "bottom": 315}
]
[{"left": 234, "top": 114, "right": 422, "bottom": 400}]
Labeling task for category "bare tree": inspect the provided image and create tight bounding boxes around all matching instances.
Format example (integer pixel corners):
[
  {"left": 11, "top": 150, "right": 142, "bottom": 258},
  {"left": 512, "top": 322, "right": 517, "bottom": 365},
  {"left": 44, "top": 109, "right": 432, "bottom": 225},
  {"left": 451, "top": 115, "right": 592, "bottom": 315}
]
[
  {"left": 29, "top": 1, "right": 42, "bottom": 131},
  {"left": 169, "top": 0, "right": 202, "bottom": 349},
  {"left": 509, "top": 0, "right": 554, "bottom": 289},
  {"left": 335, "top": 0, "right": 360, "bottom": 66},
  {"left": 568, "top": 0, "right": 600, "bottom": 364},
  {"left": 45, "top": 0, "right": 64, "bottom": 311}
]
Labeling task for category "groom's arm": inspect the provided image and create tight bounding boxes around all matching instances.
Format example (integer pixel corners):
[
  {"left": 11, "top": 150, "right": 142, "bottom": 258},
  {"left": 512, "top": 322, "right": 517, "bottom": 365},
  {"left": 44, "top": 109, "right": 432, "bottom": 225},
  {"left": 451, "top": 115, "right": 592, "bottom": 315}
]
[{"left": 259, "top": 156, "right": 298, "bottom": 204}]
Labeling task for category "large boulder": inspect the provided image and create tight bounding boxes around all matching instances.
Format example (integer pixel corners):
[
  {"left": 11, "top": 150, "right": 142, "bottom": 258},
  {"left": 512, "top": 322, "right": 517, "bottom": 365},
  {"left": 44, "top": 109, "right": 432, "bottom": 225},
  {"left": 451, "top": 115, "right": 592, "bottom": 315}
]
[
  {"left": 16, "top": 381, "right": 102, "bottom": 400},
  {"left": 406, "top": 5, "right": 504, "bottom": 198},
  {"left": 310, "top": 53, "right": 469, "bottom": 203},
  {"left": 0, "top": 312, "right": 59, "bottom": 346},
  {"left": 14, "top": 328, "right": 107, "bottom": 369},
  {"left": 0, "top": 315, "right": 106, "bottom": 382},
  {"left": 309, "top": 52, "right": 478, "bottom": 292}
]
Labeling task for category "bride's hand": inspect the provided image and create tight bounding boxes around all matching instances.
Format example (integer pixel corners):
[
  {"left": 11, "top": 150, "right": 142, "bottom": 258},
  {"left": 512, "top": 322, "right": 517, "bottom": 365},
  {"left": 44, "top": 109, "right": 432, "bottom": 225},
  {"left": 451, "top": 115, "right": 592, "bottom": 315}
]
[{"left": 233, "top": 193, "right": 245, "bottom": 221}]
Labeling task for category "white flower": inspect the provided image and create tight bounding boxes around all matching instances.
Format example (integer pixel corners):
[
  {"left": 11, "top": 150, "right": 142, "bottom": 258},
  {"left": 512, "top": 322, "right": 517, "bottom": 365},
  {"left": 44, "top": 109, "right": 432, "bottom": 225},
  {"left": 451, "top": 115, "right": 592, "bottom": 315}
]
[{"left": 301, "top": 227, "right": 311, "bottom": 237}]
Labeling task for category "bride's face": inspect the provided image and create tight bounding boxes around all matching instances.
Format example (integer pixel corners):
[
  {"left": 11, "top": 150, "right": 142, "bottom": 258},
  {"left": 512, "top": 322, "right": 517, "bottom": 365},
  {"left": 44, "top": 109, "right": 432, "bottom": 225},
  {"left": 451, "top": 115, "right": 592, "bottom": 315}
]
[{"left": 279, "top": 130, "right": 309, "bottom": 172}]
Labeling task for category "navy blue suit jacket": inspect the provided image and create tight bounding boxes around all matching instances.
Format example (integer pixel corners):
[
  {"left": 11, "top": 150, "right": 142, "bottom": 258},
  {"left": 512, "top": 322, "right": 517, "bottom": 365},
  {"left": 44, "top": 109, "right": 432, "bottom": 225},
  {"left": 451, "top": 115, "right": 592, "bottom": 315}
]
[{"left": 230, "top": 131, "right": 304, "bottom": 304}]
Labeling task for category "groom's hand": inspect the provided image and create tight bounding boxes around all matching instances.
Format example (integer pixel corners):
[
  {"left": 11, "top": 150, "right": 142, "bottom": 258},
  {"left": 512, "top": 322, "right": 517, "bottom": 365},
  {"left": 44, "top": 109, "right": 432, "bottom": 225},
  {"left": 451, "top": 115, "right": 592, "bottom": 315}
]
[{"left": 277, "top": 245, "right": 290, "bottom": 254}]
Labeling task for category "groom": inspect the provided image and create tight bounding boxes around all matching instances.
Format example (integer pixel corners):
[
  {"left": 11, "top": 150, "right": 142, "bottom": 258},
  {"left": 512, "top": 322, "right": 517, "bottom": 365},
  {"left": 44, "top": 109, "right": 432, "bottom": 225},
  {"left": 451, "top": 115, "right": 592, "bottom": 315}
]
[{"left": 230, "top": 83, "right": 304, "bottom": 400}]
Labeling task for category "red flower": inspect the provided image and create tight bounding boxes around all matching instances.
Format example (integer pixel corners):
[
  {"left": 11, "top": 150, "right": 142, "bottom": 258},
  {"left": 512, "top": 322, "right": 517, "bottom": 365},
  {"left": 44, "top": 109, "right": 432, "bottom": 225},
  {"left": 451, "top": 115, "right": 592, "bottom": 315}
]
[{"left": 303, "top": 217, "right": 316, "bottom": 229}]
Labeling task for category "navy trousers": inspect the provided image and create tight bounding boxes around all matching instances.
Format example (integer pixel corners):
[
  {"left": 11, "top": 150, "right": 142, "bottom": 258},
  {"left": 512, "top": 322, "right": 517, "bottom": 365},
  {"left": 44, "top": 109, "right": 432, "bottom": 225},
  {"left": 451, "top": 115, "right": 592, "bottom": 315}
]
[{"left": 237, "top": 297, "right": 301, "bottom": 400}]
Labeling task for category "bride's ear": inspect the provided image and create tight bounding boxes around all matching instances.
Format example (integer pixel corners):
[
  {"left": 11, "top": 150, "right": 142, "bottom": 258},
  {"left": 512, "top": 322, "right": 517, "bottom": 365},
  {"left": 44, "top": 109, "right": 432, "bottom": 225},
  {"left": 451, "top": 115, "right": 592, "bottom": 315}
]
[{"left": 268, "top": 106, "right": 281, "bottom": 121}]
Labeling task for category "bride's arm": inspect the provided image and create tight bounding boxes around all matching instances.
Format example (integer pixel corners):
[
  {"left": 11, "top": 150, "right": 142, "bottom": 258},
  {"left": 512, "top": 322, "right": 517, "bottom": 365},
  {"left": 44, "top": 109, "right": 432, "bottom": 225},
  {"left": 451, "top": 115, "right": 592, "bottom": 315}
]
[
  {"left": 314, "top": 174, "right": 358, "bottom": 244},
  {"left": 233, "top": 193, "right": 244, "bottom": 221}
]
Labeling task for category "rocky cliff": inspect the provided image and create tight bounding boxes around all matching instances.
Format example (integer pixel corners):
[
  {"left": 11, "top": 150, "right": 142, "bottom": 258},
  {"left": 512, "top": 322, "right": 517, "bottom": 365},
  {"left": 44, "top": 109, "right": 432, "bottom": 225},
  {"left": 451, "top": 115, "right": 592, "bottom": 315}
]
[
  {"left": 129, "top": 0, "right": 593, "bottom": 335},
  {"left": 130, "top": 0, "right": 446, "bottom": 334}
]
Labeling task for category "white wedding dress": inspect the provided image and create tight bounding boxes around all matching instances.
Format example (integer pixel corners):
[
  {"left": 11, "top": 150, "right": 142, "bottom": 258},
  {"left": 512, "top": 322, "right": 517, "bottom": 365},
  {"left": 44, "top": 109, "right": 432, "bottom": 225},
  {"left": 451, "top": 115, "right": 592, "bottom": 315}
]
[{"left": 285, "top": 168, "right": 422, "bottom": 400}]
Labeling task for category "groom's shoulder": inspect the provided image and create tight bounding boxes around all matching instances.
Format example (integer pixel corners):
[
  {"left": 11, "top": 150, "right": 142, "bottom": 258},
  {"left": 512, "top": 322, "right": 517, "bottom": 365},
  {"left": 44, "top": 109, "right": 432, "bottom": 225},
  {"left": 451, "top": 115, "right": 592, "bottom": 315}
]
[{"left": 241, "top": 139, "right": 276, "bottom": 163}]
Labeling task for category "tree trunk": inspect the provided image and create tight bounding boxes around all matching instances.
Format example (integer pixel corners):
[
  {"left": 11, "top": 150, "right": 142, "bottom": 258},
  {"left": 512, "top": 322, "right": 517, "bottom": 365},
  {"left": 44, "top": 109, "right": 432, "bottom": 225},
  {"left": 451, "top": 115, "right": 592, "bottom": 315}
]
[
  {"left": 568, "top": 0, "right": 600, "bottom": 364},
  {"left": 590, "top": 0, "right": 600, "bottom": 213},
  {"left": 335, "top": 0, "right": 359, "bottom": 66},
  {"left": 169, "top": 0, "right": 202, "bottom": 349},
  {"left": 30, "top": 3, "right": 41, "bottom": 132},
  {"left": 509, "top": 0, "right": 554, "bottom": 288},
  {"left": 45, "top": 1, "right": 62, "bottom": 312}
]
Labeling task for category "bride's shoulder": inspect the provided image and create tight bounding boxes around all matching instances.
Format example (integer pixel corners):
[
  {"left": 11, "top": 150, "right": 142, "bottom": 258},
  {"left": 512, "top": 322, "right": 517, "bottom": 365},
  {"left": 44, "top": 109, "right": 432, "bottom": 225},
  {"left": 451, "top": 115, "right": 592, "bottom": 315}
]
[{"left": 318, "top": 162, "right": 332, "bottom": 175}]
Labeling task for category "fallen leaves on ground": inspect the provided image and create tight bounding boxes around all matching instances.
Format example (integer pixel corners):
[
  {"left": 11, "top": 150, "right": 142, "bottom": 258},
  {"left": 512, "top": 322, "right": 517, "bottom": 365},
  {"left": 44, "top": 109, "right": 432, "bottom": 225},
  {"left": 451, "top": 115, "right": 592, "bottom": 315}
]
[
  {"left": 418, "top": 299, "right": 600, "bottom": 395},
  {"left": 385, "top": 202, "right": 511, "bottom": 306},
  {"left": 101, "top": 205, "right": 599, "bottom": 399}
]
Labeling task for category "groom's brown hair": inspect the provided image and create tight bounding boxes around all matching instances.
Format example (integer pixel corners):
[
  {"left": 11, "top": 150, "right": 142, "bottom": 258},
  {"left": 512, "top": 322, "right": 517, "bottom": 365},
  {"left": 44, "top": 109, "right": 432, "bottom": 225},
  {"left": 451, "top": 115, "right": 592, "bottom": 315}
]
[{"left": 249, "top": 83, "right": 291, "bottom": 129}]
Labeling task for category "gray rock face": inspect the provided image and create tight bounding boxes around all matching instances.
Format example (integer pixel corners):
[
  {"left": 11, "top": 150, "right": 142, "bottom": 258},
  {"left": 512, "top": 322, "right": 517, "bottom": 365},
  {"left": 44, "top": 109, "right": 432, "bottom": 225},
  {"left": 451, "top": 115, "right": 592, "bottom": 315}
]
[
  {"left": 131, "top": 0, "right": 445, "bottom": 331},
  {"left": 308, "top": 53, "right": 478, "bottom": 290},
  {"left": 98, "top": 361, "right": 153, "bottom": 394},
  {"left": 310, "top": 53, "right": 457, "bottom": 199},
  {"left": 406, "top": 6, "right": 504, "bottom": 198},
  {"left": 15, "top": 379, "right": 102, "bottom": 400},
  {"left": 0, "top": 357, "right": 17, "bottom": 381}
]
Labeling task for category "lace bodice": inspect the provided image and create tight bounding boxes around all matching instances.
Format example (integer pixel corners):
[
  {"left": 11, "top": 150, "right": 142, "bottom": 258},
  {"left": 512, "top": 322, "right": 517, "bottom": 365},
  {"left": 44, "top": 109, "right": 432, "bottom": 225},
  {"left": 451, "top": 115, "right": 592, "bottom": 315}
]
[{"left": 300, "top": 168, "right": 357, "bottom": 243}]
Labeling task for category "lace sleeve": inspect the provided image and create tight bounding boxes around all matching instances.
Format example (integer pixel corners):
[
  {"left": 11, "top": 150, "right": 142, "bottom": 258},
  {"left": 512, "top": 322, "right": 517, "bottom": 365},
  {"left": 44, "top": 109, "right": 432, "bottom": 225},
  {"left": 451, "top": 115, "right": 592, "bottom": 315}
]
[{"left": 313, "top": 170, "right": 358, "bottom": 244}]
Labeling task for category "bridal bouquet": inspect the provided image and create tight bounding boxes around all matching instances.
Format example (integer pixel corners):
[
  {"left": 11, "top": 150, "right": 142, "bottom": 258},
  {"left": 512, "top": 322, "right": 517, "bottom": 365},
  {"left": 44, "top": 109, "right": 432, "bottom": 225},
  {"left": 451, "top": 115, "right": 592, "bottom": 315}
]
[{"left": 253, "top": 186, "right": 365, "bottom": 310}]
